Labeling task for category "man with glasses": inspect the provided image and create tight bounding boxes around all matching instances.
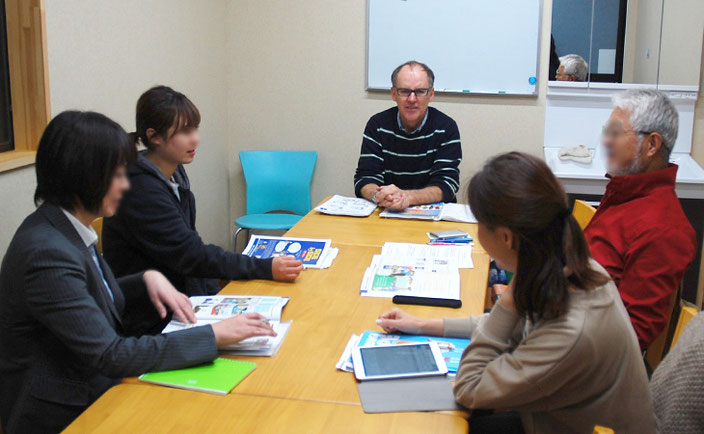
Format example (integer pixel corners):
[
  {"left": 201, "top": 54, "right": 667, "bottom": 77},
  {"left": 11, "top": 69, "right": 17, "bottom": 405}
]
[
  {"left": 354, "top": 61, "right": 461, "bottom": 210},
  {"left": 585, "top": 89, "right": 696, "bottom": 351}
]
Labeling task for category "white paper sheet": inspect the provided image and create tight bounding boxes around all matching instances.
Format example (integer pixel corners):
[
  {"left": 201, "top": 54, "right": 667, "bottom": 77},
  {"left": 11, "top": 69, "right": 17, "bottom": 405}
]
[
  {"left": 381, "top": 242, "right": 473, "bottom": 269},
  {"left": 440, "top": 203, "right": 478, "bottom": 223},
  {"left": 315, "top": 195, "right": 377, "bottom": 217}
]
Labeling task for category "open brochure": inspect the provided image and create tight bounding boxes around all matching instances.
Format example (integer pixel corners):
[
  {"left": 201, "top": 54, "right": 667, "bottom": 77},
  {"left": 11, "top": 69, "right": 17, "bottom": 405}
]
[
  {"left": 163, "top": 295, "right": 291, "bottom": 357},
  {"left": 336, "top": 331, "right": 470, "bottom": 375},
  {"left": 360, "top": 254, "right": 460, "bottom": 300},
  {"left": 379, "top": 202, "right": 477, "bottom": 223},
  {"left": 243, "top": 235, "right": 338, "bottom": 269},
  {"left": 314, "top": 195, "right": 377, "bottom": 217}
]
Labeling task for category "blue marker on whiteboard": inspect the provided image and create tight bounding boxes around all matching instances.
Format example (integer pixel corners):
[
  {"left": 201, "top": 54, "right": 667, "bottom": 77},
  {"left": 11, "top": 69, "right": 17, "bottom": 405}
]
[
  {"left": 529, "top": 76, "right": 537, "bottom": 85},
  {"left": 462, "top": 90, "right": 470, "bottom": 93},
  {"left": 498, "top": 90, "right": 507, "bottom": 94}
]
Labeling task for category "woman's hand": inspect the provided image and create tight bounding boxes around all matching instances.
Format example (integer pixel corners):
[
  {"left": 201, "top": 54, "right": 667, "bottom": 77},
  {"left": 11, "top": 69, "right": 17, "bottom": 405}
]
[
  {"left": 143, "top": 270, "right": 197, "bottom": 324},
  {"left": 376, "top": 308, "right": 443, "bottom": 336},
  {"left": 211, "top": 313, "right": 277, "bottom": 347},
  {"left": 272, "top": 256, "right": 303, "bottom": 282},
  {"left": 498, "top": 276, "right": 517, "bottom": 313}
]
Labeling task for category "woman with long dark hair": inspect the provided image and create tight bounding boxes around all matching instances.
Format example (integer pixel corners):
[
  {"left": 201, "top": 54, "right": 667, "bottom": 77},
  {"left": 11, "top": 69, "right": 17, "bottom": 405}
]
[
  {"left": 0, "top": 111, "right": 276, "bottom": 432},
  {"left": 376, "top": 152, "right": 655, "bottom": 433}
]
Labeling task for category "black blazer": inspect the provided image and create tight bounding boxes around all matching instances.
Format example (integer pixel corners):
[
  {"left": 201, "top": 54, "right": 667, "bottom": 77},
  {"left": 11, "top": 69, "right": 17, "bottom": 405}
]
[
  {"left": 0, "top": 204, "right": 218, "bottom": 433},
  {"left": 103, "top": 154, "right": 273, "bottom": 297}
]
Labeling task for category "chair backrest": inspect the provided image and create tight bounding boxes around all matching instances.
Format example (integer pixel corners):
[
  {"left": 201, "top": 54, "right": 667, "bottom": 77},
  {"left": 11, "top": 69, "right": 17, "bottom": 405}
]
[
  {"left": 572, "top": 200, "right": 597, "bottom": 230},
  {"left": 670, "top": 301, "right": 699, "bottom": 349},
  {"left": 646, "top": 287, "right": 680, "bottom": 370},
  {"left": 91, "top": 217, "right": 104, "bottom": 254},
  {"left": 239, "top": 150, "right": 317, "bottom": 216}
]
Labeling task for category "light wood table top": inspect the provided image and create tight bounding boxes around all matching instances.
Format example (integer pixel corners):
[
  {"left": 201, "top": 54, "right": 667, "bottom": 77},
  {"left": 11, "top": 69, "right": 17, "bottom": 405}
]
[
  {"left": 64, "top": 384, "right": 469, "bottom": 433},
  {"left": 123, "top": 243, "right": 489, "bottom": 406},
  {"left": 219, "top": 244, "right": 487, "bottom": 404},
  {"left": 286, "top": 206, "right": 484, "bottom": 252},
  {"left": 90, "top": 209, "right": 490, "bottom": 432}
]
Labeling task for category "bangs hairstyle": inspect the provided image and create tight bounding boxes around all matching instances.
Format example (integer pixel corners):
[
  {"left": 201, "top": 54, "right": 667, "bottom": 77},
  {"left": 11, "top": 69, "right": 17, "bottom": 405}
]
[
  {"left": 133, "top": 85, "right": 201, "bottom": 149},
  {"left": 468, "top": 152, "right": 608, "bottom": 322},
  {"left": 34, "top": 111, "right": 136, "bottom": 213}
]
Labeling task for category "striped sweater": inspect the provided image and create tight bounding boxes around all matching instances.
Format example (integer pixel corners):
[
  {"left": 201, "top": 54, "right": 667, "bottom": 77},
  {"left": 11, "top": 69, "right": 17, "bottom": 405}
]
[{"left": 354, "top": 106, "right": 462, "bottom": 202}]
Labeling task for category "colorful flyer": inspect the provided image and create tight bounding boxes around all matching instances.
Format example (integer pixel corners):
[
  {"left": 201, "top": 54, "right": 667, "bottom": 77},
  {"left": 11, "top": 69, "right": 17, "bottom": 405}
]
[{"left": 243, "top": 235, "right": 333, "bottom": 269}]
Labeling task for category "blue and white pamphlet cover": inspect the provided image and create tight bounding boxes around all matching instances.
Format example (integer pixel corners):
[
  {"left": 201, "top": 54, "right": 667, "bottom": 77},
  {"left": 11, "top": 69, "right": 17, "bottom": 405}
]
[{"left": 243, "top": 235, "right": 333, "bottom": 269}]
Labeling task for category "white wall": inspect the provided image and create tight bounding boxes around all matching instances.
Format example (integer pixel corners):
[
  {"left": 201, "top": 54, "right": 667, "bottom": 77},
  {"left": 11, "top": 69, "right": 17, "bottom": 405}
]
[
  {"left": 225, "top": 0, "right": 554, "bottom": 235},
  {"left": 624, "top": 0, "right": 704, "bottom": 86},
  {"left": 659, "top": 0, "right": 704, "bottom": 86},
  {"left": 0, "top": 0, "right": 231, "bottom": 262},
  {"left": 0, "top": 167, "right": 37, "bottom": 260}
]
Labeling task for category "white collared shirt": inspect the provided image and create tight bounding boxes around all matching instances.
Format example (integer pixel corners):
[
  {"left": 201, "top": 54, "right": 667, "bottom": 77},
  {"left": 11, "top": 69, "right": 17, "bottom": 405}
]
[
  {"left": 61, "top": 208, "right": 114, "bottom": 301},
  {"left": 61, "top": 208, "right": 99, "bottom": 248}
]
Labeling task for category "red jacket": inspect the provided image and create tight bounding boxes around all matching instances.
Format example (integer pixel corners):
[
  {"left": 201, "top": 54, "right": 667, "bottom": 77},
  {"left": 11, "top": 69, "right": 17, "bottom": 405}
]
[{"left": 584, "top": 164, "right": 696, "bottom": 350}]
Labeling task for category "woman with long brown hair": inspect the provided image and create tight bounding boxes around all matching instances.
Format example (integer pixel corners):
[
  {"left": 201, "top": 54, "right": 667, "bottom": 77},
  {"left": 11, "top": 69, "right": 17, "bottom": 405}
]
[{"left": 376, "top": 152, "right": 654, "bottom": 433}]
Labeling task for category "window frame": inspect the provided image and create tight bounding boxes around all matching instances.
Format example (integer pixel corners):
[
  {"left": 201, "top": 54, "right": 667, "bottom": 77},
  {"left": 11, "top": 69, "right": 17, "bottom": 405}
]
[
  {"left": 0, "top": 0, "right": 50, "bottom": 173},
  {"left": 0, "top": 0, "right": 13, "bottom": 153}
]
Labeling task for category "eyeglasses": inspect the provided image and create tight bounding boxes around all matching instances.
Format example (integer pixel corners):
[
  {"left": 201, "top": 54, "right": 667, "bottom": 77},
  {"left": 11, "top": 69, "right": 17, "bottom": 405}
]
[
  {"left": 601, "top": 125, "right": 653, "bottom": 140},
  {"left": 395, "top": 88, "right": 432, "bottom": 98}
]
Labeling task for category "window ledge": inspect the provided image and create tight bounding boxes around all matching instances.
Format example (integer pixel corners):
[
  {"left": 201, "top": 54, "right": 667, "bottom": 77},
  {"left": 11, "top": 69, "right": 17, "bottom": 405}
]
[{"left": 0, "top": 150, "right": 36, "bottom": 173}]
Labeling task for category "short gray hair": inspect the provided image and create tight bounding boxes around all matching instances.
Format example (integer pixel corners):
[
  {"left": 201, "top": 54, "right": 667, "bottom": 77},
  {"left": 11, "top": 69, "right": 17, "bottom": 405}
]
[
  {"left": 559, "top": 54, "right": 588, "bottom": 81},
  {"left": 612, "top": 89, "right": 679, "bottom": 158},
  {"left": 391, "top": 60, "right": 435, "bottom": 88}
]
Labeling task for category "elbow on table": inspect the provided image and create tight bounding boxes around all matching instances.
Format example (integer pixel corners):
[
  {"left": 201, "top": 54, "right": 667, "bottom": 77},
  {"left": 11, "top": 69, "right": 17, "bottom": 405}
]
[{"left": 453, "top": 376, "right": 482, "bottom": 410}]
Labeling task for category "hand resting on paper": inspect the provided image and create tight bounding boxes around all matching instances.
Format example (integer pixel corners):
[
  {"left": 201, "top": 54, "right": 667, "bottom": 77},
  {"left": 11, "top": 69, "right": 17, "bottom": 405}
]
[
  {"left": 272, "top": 256, "right": 303, "bottom": 282},
  {"left": 211, "top": 313, "right": 277, "bottom": 348},
  {"left": 376, "top": 308, "right": 444, "bottom": 336}
]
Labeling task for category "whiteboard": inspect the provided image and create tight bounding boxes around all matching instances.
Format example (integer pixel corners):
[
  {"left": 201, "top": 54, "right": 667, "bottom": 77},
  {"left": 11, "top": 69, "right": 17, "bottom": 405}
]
[{"left": 367, "top": 0, "right": 542, "bottom": 95}]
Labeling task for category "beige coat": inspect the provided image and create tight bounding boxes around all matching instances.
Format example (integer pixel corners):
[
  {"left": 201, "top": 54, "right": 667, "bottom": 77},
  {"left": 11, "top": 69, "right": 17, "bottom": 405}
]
[{"left": 444, "top": 262, "right": 655, "bottom": 434}]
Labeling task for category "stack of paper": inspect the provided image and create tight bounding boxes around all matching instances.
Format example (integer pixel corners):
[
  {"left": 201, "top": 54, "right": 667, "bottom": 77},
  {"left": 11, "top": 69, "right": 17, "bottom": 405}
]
[
  {"left": 359, "top": 242, "right": 472, "bottom": 300},
  {"left": 379, "top": 202, "right": 478, "bottom": 223},
  {"left": 163, "top": 295, "right": 292, "bottom": 357},
  {"left": 440, "top": 203, "right": 478, "bottom": 223},
  {"left": 336, "top": 331, "right": 470, "bottom": 376},
  {"left": 314, "top": 195, "right": 377, "bottom": 217},
  {"left": 243, "top": 235, "right": 338, "bottom": 269},
  {"left": 381, "top": 242, "right": 473, "bottom": 269}
]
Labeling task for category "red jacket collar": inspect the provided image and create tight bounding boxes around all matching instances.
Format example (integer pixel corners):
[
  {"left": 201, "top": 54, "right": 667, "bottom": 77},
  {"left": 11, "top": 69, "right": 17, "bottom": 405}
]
[{"left": 603, "top": 164, "right": 678, "bottom": 204}]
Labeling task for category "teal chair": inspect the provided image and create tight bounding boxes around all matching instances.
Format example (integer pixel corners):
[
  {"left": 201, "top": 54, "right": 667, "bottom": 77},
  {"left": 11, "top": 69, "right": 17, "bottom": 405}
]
[{"left": 234, "top": 150, "right": 318, "bottom": 251}]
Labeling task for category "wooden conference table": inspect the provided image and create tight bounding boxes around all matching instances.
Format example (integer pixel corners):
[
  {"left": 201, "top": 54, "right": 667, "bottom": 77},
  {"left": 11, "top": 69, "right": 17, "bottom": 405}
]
[{"left": 66, "top": 204, "right": 491, "bottom": 433}]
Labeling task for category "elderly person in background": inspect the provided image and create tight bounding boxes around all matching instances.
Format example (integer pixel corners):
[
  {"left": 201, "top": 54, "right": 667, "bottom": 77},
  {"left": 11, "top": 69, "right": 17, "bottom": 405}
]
[
  {"left": 556, "top": 54, "right": 588, "bottom": 82},
  {"left": 584, "top": 89, "right": 696, "bottom": 351},
  {"left": 354, "top": 60, "right": 462, "bottom": 211}
]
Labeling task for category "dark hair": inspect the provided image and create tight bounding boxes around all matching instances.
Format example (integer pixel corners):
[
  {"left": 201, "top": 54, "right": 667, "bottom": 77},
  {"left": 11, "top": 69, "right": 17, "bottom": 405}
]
[
  {"left": 34, "top": 110, "right": 136, "bottom": 213},
  {"left": 391, "top": 60, "right": 435, "bottom": 88},
  {"left": 132, "top": 85, "right": 200, "bottom": 149},
  {"left": 468, "top": 152, "right": 608, "bottom": 322}
]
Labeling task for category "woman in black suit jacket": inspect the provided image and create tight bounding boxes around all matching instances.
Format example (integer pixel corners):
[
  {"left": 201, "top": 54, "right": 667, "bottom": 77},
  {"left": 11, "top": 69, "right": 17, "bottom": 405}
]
[{"left": 0, "top": 111, "right": 276, "bottom": 433}]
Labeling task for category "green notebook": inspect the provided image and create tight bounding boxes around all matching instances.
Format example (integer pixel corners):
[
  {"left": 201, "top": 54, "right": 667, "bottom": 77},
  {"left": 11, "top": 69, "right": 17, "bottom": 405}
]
[{"left": 138, "top": 358, "right": 256, "bottom": 395}]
